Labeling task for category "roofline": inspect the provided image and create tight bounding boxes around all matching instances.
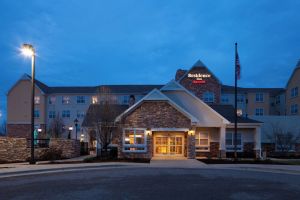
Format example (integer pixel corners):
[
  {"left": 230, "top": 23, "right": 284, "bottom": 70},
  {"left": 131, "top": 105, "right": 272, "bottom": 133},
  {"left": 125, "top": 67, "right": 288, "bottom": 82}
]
[
  {"left": 164, "top": 80, "right": 230, "bottom": 124},
  {"left": 285, "top": 65, "right": 300, "bottom": 88},
  {"left": 115, "top": 88, "right": 199, "bottom": 123},
  {"left": 7, "top": 74, "right": 45, "bottom": 96}
]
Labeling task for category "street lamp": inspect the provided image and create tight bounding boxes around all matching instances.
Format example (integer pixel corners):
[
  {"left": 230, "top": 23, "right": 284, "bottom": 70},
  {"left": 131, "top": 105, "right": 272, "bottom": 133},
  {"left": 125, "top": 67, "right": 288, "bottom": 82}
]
[
  {"left": 68, "top": 126, "right": 73, "bottom": 139},
  {"left": 74, "top": 118, "right": 78, "bottom": 140},
  {"left": 21, "top": 43, "right": 36, "bottom": 165}
]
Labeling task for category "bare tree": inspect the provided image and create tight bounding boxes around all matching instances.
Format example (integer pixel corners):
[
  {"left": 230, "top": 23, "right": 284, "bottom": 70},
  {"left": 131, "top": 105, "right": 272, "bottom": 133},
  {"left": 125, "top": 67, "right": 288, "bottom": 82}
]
[
  {"left": 267, "top": 123, "right": 300, "bottom": 152},
  {"left": 0, "top": 120, "right": 7, "bottom": 135},
  {"left": 48, "top": 114, "right": 65, "bottom": 138}
]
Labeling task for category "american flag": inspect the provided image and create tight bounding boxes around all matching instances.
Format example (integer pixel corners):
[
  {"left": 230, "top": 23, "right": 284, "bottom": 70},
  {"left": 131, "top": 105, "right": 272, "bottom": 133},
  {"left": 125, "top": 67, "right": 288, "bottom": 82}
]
[{"left": 235, "top": 46, "right": 241, "bottom": 80}]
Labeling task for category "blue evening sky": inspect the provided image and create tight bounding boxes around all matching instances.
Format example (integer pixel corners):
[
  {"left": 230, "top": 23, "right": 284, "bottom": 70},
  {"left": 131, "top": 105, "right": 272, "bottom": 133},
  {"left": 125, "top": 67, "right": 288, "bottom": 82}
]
[{"left": 0, "top": 0, "right": 300, "bottom": 121}]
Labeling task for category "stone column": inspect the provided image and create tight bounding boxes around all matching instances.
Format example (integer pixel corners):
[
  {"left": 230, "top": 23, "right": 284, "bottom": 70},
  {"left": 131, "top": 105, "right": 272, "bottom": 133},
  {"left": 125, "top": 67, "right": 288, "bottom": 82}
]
[
  {"left": 219, "top": 126, "right": 226, "bottom": 158},
  {"left": 187, "top": 132, "right": 196, "bottom": 159},
  {"left": 254, "top": 127, "right": 262, "bottom": 159}
]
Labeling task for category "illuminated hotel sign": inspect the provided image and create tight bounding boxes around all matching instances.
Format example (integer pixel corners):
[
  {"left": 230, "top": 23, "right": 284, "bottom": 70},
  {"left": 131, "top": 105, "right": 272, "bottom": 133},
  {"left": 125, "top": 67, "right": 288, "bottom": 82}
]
[{"left": 188, "top": 73, "right": 211, "bottom": 84}]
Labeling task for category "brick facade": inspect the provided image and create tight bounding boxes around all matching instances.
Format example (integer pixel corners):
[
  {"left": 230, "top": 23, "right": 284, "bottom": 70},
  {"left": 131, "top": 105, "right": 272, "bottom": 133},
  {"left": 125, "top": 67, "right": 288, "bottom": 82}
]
[
  {"left": 119, "top": 101, "right": 191, "bottom": 159},
  {"left": 177, "top": 66, "right": 222, "bottom": 104},
  {"left": 7, "top": 124, "right": 47, "bottom": 139}
]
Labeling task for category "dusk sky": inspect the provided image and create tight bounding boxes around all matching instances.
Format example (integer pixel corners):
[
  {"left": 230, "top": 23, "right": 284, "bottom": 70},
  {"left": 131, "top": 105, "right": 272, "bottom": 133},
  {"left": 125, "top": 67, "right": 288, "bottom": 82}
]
[{"left": 0, "top": 0, "right": 300, "bottom": 121}]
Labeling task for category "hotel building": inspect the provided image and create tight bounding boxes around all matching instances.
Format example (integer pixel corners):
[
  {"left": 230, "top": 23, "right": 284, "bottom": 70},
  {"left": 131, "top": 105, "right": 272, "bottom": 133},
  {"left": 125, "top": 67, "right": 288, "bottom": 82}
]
[{"left": 6, "top": 59, "right": 300, "bottom": 159}]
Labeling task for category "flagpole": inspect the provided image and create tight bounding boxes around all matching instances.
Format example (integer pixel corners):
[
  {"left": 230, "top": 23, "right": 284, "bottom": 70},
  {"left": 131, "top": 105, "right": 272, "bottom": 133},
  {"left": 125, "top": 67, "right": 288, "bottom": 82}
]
[{"left": 234, "top": 43, "right": 238, "bottom": 161}]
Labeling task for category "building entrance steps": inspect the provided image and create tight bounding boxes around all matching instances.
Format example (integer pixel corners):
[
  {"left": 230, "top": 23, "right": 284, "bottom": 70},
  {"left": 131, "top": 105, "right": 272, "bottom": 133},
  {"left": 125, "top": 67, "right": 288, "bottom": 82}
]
[{"left": 150, "top": 158, "right": 207, "bottom": 168}]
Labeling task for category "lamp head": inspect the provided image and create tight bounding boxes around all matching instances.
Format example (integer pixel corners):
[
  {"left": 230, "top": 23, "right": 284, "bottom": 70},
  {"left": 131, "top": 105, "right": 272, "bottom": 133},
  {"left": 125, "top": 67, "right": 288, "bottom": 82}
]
[{"left": 21, "top": 43, "right": 35, "bottom": 57}]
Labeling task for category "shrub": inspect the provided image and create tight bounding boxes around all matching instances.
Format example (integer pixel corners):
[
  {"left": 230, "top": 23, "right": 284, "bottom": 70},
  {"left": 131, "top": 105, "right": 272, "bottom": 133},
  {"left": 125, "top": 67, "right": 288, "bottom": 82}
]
[{"left": 40, "top": 148, "right": 62, "bottom": 161}]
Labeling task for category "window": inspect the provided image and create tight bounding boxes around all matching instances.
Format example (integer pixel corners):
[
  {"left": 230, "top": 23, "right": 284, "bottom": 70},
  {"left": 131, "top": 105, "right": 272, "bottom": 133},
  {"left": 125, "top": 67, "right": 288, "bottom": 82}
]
[
  {"left": 77, "top": 96, "right": 86, "bottom": 104},
  {"left": 255, "top": 93, "right": 264, "bottom": 102},
  {"left": 123, "top": 128, "right": 147, "bottom": 152},
  {"left": 255, "top": 108, "right": 264, "bottom": 116},
  {"left": 92, "top": 96, "right": 98, "bottom": 104},
  {"left": 226, "top": 132, "right": 242, "bottom": 151},
  {"left": 291, "top": 87, "right": 298, "bottom": 98},
  {"left": 49, "top": 111, "right": 56, "bottom": 119},
  {"left": 49, "top": 96, "right": 56, "bottom": 104},
  {"left": 34, "top": 110, "right": 40, "bottom": 118},
  {"left": 122, "top": 95, "right": 129, "bottom": 104},
  {"left": 77, "top": 111, "right": 85, "bottom": 118},
  {"left": 62, "top": 96, "right": 71, "bottom": 104},
  {"left": 237, "top": 94, "right": 244, "bottom": 103},
  {"left": 195, "top": 132, "right": 210, "bottom": 151},
  {"left": 221, "top": 95, "right": 229, "bottom": 104},
  {"left": 62, "top": 110, "right": 70, "bottom": 118},
  {"left": 202, "top": 92, "right": 214, "bottom": 103},
  {"left": 275, "top": 95, "right": 281, "bottom": 104},
  {"left": 34, "top": 96, "right": 40, "bottom": 104},
  {"left": 291, "top": 104, "right": 298, "bottom": 114}
]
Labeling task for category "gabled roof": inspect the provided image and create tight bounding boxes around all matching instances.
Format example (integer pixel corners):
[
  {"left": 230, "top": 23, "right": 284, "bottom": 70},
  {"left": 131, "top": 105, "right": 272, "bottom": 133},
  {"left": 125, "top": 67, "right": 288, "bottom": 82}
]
[
  {"left": 209, "top": 104, "right": 262, "bottom": 124},
  {"left": 221, "top": 85, "right": 285, "bottom": 96},
  {"left": 177, "top": 59, "right": 222, "bottom": 84},
  {"left": 82, "top": 104, "right": 128, "bottom": 127},
  {"left": 115, "top": 89, "right": 199, "bottom": 123},
  {"left": 161, "top": 80, "right": 230, "bottom": 126},
  {"left": 7, "top": 74, "right": 49, "bottom": 95},
  {"left": 286, "top": 59, "right": 300, "bottom": 88}
]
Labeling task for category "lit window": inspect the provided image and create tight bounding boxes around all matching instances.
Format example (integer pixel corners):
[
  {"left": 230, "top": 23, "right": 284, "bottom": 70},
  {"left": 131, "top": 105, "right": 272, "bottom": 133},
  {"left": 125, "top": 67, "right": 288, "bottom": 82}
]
[
  {"left": 77, "top": 111, "right": 85, "bottom": 118},
  {"left": 226, "top": 132, "right": 242, "bottom": 151},
  {"left": 195, "top": 132, "right": 210, "bottom": 152},
  {"left": 34, "top": 110, "right": 40, "bottom": 118},
  {"left": 291, "top": 104, "right": 298, "bottom": 114},
  {"left": 62, "top": 96, "right": 71, "bottom": 104},
  {"left": 123, "top": 128, "right": 147, "bottom": 152},
  {"left": 291, "top": 87, "right": 298, "bottom": 98},
  {"left": 49, "top": 111, "right": 56, "bottom": 119},
  {"left": 92, "top": 96, "right": 98, "bottom": 104},
  {"left": 202, "top": 92, "right": 214, "bottom": 103},
  {"left": 255, "top": 93, "right": 264, "bottom": 102},
  {"left": 255, "top": 108, "right": 264, "bottom": 116},
  {"left": 62, "top": 110, "right": 71, "bottom": 118},
  {"left": 77, "top": 96, "right": 85, "bottom": 104},
  {"left": 49, "top": 96, "right": 56, "bottom": 104},
  {"left": 34, "top": 96, "right": 40, "bottom": 104}
]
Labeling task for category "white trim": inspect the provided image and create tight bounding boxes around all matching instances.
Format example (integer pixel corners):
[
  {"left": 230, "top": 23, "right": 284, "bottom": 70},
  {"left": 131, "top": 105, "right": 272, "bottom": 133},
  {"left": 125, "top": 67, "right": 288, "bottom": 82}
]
[
  {"left": 162, "top": 80, "right": 230, "bottom": 124},
  {"left": 115, "top": 89, "right": 199, "bottom": 123},
  {"left": 195, "top": 131, "right": 210, "bottom": 152},
  {"left": 151, "top": 128, "right": 189, "bottom": 132},
  {"left": 153, "top": 132, "right": 185, "bottom": 157},
  {"left": 122, "top": 128, "right": 147, "bottom": 153}
]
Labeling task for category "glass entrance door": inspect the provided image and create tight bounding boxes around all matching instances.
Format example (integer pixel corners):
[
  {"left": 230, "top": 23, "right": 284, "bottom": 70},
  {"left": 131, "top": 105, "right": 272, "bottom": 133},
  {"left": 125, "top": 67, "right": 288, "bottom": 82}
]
[{"left": 155, "top": 135, "right": 184, "bottom": 156}]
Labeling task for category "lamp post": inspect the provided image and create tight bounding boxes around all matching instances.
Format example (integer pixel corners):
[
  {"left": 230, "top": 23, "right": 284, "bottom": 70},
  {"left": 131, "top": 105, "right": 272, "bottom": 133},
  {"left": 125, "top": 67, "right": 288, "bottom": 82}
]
[
  {"left": 74, "top": 118, "right": 78, "bottom": 140},
  {"left": 21, "top": 43, "right": 36, "bottom": 165}
]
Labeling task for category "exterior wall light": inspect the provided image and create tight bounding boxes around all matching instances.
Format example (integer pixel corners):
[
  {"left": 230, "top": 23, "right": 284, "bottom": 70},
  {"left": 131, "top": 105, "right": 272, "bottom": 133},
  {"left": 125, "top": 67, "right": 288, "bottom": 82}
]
[
  {"left": 188, "top": 130, "right": 195, "bottom": 136},
  {"left": 146, "top": 129, "right": 152, "bottom": 136}
]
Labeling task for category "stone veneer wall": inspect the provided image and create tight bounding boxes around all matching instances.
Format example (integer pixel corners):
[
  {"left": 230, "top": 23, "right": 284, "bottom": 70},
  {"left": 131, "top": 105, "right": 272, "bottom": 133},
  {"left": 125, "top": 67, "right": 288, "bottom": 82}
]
[
  {"left": 187, "top": 135, "right": 195, "bottom": 158},
  {"left": 119, "top": 101, "right": 191, "bottom": 159},
  {"left": 196, "top": 142, "right": 219, "bottom": 158},
  {"left": 0, "top": 137, "right": 28, "bottom": 163},
  {"left": 49, "top": 138, "right": 81, "bottom": 159},
  {"left": 0, "top": 137, "right": 81, "bottom": 163}
]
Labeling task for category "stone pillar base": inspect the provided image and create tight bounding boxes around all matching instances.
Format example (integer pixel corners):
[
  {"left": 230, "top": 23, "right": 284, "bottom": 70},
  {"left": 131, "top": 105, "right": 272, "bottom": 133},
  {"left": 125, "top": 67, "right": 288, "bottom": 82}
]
[
  {"left": 254, "top": 150, "right": 261, "bottom": 159},
  {"left": 219, "top": 150, "right": 226, "bottom": 159}
]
